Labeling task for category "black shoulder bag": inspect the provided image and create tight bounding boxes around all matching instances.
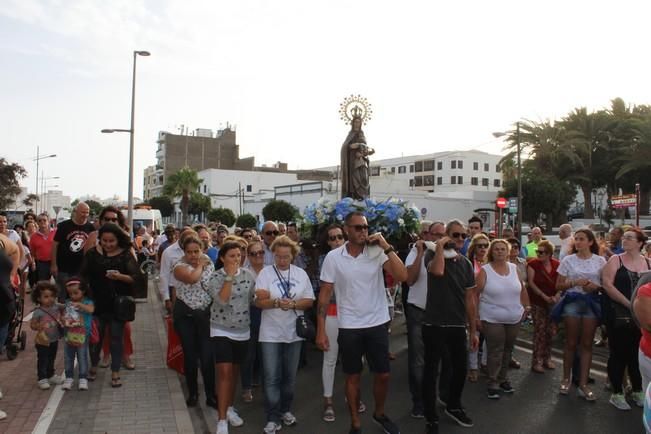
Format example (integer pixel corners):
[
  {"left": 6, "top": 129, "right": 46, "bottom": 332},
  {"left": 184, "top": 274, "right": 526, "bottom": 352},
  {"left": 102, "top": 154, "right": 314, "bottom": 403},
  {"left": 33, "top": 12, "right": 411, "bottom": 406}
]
[
  {"left": 273, "top": 265, "right": 315, "bottom": 341},
  {"left": 107, "top": 251, "right": 136, "bottom": 322}
]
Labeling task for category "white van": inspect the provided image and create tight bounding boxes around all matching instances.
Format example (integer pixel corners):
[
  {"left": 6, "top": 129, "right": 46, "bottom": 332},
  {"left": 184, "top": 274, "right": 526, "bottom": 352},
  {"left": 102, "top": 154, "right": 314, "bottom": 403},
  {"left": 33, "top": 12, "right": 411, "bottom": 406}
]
[{"left": 121, "top": 207, "right": 164, "bottom": 235}]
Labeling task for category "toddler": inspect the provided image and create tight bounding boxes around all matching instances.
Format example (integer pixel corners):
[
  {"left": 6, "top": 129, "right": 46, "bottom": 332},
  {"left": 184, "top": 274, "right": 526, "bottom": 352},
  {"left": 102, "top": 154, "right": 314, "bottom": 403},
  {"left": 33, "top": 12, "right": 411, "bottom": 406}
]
[
  {"left": 61, "top": 278, "right": 94, "bottom": 391},
  {"left": 30, "top": 281, "right": 63, "bottom": 390}
]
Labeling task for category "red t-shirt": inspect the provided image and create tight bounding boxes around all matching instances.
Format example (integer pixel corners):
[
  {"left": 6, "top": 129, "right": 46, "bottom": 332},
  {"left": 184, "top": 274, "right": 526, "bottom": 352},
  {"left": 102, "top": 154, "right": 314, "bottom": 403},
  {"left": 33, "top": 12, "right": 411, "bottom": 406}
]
[
  {"left": 29, "top": 229, "right": 56, "bottom": 262},
  {"left": 526, "top": 257, "right": 559, "bottom": 308},
  {"left": 638, "top": 283, "right": 651, "bottom": 358}
]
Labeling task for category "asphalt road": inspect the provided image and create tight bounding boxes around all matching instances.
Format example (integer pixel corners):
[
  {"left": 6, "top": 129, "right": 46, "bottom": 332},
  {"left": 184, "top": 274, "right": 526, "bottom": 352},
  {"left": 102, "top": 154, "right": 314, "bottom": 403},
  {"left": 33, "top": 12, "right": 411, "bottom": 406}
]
[{"left": 192, "top": 326, "right": 645, "bottom": 434}]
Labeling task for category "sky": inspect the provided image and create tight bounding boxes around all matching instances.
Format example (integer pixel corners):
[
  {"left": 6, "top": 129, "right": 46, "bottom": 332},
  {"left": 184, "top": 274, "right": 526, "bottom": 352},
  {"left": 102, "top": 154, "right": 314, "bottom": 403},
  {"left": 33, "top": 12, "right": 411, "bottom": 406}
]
[{"left": 3, "top": 0, "right": 651, "bottom": 201}]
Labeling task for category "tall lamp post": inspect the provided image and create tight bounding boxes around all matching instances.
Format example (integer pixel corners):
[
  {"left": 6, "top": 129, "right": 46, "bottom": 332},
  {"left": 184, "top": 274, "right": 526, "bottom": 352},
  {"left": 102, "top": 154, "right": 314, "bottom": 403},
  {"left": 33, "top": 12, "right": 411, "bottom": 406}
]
[
  {"left": 493, "top": 122, "right": 522, "bottom": 240},
  {"left": 102, "top": 50, "right": 150, "bottom": 237},
  {"left": 33, "top": 147, "right": 57, "bottom": 214},
  {"left": 40, "top": 175, "right": 60, "bottom": 214}
]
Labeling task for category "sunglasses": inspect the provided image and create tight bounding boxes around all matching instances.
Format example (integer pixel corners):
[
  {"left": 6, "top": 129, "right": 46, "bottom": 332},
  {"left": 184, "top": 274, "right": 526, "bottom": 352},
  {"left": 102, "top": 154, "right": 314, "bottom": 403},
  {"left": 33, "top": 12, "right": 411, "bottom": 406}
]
[
  {"left": 265, "top": 230, "right": 279, "bottom": 236},
  {"left": 451, "top": 232, "right": 468, "bottom": 239},
  {"left": 328, "top": 234, "right": 344, "bottom": 241},
  {"left": 475, "top": 244, "right": 489, "bottom": 249},
  {"left": 248, "top": 251, "right": 265, "bottom": 257},
  {"left": 348, "top": 224, "right": 369, "bottom": 232},
  {"left": 536, "top": 250, "right": 548, "bottom": 255}
]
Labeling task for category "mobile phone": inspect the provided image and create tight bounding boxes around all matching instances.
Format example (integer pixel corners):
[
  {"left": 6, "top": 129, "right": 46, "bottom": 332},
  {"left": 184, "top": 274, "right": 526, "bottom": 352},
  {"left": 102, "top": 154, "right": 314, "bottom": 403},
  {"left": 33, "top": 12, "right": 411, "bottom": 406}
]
[{"left": 444, "top": 242, "right": 456, "bottom": 250}]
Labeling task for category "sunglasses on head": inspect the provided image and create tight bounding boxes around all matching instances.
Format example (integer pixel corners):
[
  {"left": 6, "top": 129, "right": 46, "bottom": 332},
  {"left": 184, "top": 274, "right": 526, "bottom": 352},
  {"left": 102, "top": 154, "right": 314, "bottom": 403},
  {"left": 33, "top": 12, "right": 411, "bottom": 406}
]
[
  {"left": 248, "top": 251, "right": 265, "bottom": 257},
  {"left": 348, "top": 224, "right": 369, "bottom": 232},
  {"left": 451, "top": 232, "right": 467, "bottom": 239},
  {"left": 475, "top": 243, "right": 489, "bottom": 249},
  {"left": 265, "top": 230, "right": 279, "bottom": 236},
  {"left": 328, "top": 234, "right": 344, "bottom": 241}
]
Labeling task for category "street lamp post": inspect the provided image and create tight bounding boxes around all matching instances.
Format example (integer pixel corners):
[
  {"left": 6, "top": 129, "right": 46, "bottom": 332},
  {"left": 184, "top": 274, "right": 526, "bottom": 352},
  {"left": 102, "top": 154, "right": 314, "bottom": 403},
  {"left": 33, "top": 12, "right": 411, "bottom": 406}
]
[
  {"left": 40, "top": 175, "right": 60, "bottom": 215},
  {"left": 493, "top": 122, "right": 522, "bottom": 240},
  {"left": 101, "top": 50, "right": 150, "bottom": 237},
  {"left": 33, "top": 147, "right": 57, "bottom": 214}
]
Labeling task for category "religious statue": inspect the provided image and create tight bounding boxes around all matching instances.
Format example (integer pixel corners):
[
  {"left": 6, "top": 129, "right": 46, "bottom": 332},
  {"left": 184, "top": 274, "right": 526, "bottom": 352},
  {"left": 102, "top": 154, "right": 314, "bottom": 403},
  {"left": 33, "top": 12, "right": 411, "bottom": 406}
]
[{"left": 339, "top": 95, "right": 374, "bottom": 200}]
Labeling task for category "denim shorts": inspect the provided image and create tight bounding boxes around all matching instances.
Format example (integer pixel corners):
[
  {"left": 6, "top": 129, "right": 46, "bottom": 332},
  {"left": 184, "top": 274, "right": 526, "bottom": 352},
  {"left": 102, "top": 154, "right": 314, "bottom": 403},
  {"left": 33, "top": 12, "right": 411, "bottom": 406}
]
[{"left": 562, "top": 297, "right": 600, "bottom": 319}]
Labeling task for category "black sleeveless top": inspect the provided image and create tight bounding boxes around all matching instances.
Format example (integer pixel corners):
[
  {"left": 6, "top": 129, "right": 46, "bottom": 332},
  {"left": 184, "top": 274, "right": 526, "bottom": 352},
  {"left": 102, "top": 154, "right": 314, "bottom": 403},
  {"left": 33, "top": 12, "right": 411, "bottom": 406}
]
[{"left": 613, "top": 255, "right": 650, "bottom": 300}]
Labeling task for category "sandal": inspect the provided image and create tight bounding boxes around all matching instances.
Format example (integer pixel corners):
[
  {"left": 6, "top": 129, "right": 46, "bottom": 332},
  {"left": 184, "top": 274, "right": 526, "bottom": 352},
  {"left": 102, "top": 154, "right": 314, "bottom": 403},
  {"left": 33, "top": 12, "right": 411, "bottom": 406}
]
[
  {"left": 531, "top": 364, "right": 545, "bottom": 374},
  {"left": 111, "top": 376, "right": 122, "bottom": 388},
  {"left": 241, "top": 389, "right": 253, "bottom": 403},
  {"left": 578, "top": 385, "right": 596, "bottom": 401},
  {"left": 559, "top": 379, "right": 571, "bottom": 395},
  {"left": 323, "top": 405, "right": 335, "bottom": 422},
  {"left": 99, "top": 358, "right": 110, "bottom": 368},
  {"left": 467, "top": 369, "right": 479, "bottom": 383},
  {"left": 543, "top": 360, "right": 556, "bottom": 370},
  {"left": 123, "top": 360, "right": 136, "bottom": 370},
  {"left": 88, "top": 369, "right": 97, "bottom": 382}
]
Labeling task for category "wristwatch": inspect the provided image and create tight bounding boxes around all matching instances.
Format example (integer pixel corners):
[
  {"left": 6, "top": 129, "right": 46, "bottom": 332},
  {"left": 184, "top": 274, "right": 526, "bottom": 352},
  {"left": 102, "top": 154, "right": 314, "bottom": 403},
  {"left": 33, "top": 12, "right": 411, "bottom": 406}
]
[
  {"left": 384, "top": 246, "right": 395, "bottom": 255},
  {"left": 224, "top": 275, "right": 234, "bottom": 282}
]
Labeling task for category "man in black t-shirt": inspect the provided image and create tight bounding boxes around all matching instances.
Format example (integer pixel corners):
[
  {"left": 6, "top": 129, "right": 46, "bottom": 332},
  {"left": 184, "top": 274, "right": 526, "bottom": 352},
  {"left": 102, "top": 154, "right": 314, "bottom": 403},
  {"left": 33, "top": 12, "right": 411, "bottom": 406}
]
[
  {"left": 51, "top": 202, "right": 94, "bottom": 300},
  {"left": 421, "top": 219, "right": 478, "bottom": 433}
]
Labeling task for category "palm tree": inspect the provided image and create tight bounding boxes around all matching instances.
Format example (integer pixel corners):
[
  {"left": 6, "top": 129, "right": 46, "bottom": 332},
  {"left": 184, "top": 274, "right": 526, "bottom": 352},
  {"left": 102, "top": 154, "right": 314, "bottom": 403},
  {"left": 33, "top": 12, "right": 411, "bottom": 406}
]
[{"left": 163, "top": 167, "right": 203, "bottom": 226}]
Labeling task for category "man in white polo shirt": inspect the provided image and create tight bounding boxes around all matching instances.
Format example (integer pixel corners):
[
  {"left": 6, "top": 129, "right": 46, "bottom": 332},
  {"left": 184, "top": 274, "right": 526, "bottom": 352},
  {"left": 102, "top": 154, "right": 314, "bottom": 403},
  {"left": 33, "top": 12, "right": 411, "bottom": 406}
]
[{"left": 316, "top": 211, "right": 407, "bottom": 434}]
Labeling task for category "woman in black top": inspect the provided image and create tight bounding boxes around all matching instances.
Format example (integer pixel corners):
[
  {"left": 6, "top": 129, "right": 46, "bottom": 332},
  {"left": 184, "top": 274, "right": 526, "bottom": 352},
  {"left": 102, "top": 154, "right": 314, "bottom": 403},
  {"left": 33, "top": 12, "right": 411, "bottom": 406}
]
[
  {"left": 602, "top": 228, "right": 649, "bottom": 410},
  {"left": 81, "top": 223, "right": 140, "bottom": 387}
]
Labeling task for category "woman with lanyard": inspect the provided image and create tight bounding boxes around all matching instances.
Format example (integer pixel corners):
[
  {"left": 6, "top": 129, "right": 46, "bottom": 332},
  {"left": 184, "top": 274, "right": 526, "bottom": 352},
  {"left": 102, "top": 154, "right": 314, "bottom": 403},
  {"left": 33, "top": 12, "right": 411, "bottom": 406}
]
[
  {"left": 172, "top": 231, "right": 216, "bottom": 409},
  {"left": 466, "top": 233, "right": 489, "bottom": 382},
  {"left": 255, "top": 235, "right": 315, "bottom": 434},
  {"left": 602, "top": 227, "right": 649, "bottom": 410},
  {"left": 241, "top": 240, "right": 265, "bottom": 403},
  {"left": 207, "top": 241, "right": 256, "bottom": 434},
  {"left": 82, "top": 223, "right": 140, "bottom": 387},
  {"left": 526, "top": 240, "right": 560, "bottom": 373},
  {"left": 554, "top": 228, "right": 606, "bottom": 401}
]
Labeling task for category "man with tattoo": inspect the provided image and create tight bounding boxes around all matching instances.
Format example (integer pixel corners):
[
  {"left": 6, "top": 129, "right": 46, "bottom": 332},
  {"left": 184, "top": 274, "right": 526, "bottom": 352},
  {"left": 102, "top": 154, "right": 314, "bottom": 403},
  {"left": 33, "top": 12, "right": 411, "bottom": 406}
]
[{"left": 316, "top": 212, "right": 407, "bottom": 434}]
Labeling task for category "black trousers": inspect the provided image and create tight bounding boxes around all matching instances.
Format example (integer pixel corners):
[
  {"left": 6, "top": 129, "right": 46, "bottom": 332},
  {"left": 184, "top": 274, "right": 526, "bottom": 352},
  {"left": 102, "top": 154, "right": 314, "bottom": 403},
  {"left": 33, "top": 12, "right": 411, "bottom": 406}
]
[
  {"left": 422, "top": 325, "right": 467, "bottom": 424},
  {"left": 174, "top": 309, "right": 215, "bottom": 399},
  {"left": 36, "top": 341, "right": 58, "bottom": 380},
  {"left": 607, "top": 321, "right": 642, "bottom": 393}
]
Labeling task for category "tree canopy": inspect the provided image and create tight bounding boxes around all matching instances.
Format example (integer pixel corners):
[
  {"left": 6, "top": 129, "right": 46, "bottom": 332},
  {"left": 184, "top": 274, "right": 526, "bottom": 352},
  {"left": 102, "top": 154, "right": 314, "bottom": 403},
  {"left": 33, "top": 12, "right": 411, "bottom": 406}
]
[
  {"left": 207, "top": 207, "right": 236, "bottom": 227},
  {"left": 262, "top": 199, "right": 298, "bottom": 223},
  {"left": 163, "top": 167, "right": 202, "bottom": 226},
  {"left": 147, "top": 196, "right": 174, "bottom": 217},
  {"left": 236, "top": 213, "right": 257, "bottom": 229},
  {"left": 0, "top": 159, "right": 27, "bottom": 210}
]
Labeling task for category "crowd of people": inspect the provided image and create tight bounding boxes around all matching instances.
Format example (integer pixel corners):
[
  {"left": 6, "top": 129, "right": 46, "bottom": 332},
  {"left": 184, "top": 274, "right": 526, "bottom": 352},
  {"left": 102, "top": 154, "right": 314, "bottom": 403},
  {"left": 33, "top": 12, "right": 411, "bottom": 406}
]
[{"left": 2, "top": 204, "right": 651, "bottom": 434}]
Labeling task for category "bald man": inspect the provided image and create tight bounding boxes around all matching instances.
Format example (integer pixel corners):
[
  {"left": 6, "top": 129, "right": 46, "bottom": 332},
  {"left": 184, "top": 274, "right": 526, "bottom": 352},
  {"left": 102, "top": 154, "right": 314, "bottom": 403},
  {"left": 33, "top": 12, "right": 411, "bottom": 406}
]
[{"left": 51, "top": 202, "right": 95, "bottom": 300}]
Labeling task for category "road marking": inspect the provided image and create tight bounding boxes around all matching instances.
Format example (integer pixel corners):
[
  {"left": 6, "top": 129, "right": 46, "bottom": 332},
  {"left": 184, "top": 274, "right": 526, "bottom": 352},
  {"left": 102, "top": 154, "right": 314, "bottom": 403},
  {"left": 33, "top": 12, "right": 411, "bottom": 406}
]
[
  {"left": 514, "top": 344, "right": 607, "bottom": 378},
  {"left": 32, "top": 360, "right": 76, "bottom": 434}
]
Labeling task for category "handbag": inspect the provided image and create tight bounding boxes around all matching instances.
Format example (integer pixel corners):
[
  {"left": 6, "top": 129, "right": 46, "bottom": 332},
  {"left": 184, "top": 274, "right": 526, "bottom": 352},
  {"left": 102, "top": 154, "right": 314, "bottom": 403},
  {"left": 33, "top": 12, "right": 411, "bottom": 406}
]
[
  {"left": 295, "top": 313, "right": 315, "bottom": 341},
  {"left": 114, "top": 295, "right": 136, "bottom": 322},
  {"left": 165, "top": 316, "right": 185, "bottom": 375},
  {"left": 89, "top": 317, "right": 100, "bottom": 345}
]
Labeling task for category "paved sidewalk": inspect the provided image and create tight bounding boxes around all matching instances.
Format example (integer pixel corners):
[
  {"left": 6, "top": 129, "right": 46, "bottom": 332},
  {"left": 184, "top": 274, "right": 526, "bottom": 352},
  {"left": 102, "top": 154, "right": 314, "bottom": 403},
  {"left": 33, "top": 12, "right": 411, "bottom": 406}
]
[{"left": 46, "top": 282, "right": 193, "bottom": 434}]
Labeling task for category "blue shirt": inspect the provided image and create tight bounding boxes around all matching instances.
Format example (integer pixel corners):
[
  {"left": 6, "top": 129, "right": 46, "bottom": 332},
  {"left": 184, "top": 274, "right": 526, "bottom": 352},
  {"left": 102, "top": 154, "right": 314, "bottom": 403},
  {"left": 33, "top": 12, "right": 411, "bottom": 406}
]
[{"left": 207, "top": 247, "right": 218, "bottom": 264}]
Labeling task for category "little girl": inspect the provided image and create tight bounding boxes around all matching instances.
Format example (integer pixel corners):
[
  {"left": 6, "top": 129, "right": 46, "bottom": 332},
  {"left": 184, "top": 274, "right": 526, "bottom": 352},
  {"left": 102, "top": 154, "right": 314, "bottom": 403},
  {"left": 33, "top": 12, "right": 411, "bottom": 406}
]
[
  {"left": 30, "top": 281, "right": 63, "bottom": 390},
  {"left": 61, "top": 278, "right": 95, "bottom": 391}
]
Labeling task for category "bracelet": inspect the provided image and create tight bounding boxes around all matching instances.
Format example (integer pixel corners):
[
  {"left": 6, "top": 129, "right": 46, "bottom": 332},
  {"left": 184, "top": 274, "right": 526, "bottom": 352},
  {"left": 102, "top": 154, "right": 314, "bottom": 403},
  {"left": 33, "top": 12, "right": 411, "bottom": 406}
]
[
  {"left": 384, "top": 246, "right": 395, "bottom": 255},
  {"left": 273, "top": 298, "right": 280, "bottom": 308}
]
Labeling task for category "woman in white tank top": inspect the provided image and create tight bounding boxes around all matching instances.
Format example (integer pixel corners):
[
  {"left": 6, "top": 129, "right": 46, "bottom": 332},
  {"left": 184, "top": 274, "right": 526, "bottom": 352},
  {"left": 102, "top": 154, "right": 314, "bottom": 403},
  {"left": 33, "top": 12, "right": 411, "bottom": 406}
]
[{"left": 476, "top": 239, "right": 530, "bottom": 399}]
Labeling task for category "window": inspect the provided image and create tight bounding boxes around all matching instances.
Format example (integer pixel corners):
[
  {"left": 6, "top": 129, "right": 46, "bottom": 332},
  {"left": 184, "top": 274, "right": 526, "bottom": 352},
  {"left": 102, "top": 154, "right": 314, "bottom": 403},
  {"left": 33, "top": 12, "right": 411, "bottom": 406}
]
[
  {"left": 437, "top": 177, "right": 443, "bottom": 185},
  {"left": 482, "top": 178, "right": 489, "bottom": 186},
  {"left": 494, "top": 179, "right": 501, "bottom": 187},
  {"left": 390, "top": 167, "right": 396, "bottom": 174},
  {"left": 246, "top": 184, "right": 252, "bottom": 192},
  {"left": 424, "top": 159, "right": 434, "bottom": 171},
  {"left": 409, "top": 179, "right": 414, "bottom": 187},
  {"left": 398, "top": 166, "right": 406, "bottom": 174},
  {"left": 496, "top": 164, "right": 501, "bottom": 172},
  {"left": 451, "top": 160, "right": 457, "bottom": 169},
  {"left": 471, "top": 177, "right": 478, "bottom": 186},
  {"left": 415, "top": 161, "right": 423, "bottom": 172},
  {"left": 409, "top": 165, "right": 414, "bottom": 173},
  {"left": 203, "top": 185, "right": 207, "bottom": 193},
  {"left": 437, "top": 161, "right": 442, "bottom": 170},
  {"left": 473, "top": 162, "right": 478, "bottom": 171},
  {"left": 451, "top": 176, "right": 456, "bottom": 185},
  {"left": 371, "top": 166, "right": 380, "bottom": 176},
  {"left": 457, "top": 176, "right": 463, "bottom": 184},
  {"left": 414, "top": 176, "right": 423, "bottom": 187},
  {"left": 458, "top": 160, "right": 463, "bottom": 169},
  {"left": 424, "top": 175, "right": 434, "bottom": 186},
  {"left": 484, "top": 163, "right": 489, "bottom": 172}
]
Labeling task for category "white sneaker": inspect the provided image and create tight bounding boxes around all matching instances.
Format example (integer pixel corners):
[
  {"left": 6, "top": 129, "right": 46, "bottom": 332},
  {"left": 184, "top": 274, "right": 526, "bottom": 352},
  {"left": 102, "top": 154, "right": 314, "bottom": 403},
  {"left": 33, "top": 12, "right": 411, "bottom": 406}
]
[
  {"left": 78, "top": 379, "right": 88, "bottom": 391},
  {"left": 0, "top": 409, "right": 6, "bottom": 420},
  {"left": 48, "top": 375, "right": 64, "bottom": 385},
  {"left": 609, "top": 393, "right": 632, "bottom": 410},
  {"left": 263, "top": 421, "right": 281, "bottom": 433},
  {"left": 61, "top": 379, "right": 73, "bottom": 391},
  {"left": 0, "top": 388, "right": 4, "bottom": 399},
  {"left": 281, "top": 411, "right": 297, "bottom": 426},
  {"left": 38, "top": 379, "right": 51, "bottom": 390},
  {"left": 216, "top": 419, "right": 229, "bottom": 434},
  {"left": 227, "top": 406, "right": 244, "bottom": 427}
]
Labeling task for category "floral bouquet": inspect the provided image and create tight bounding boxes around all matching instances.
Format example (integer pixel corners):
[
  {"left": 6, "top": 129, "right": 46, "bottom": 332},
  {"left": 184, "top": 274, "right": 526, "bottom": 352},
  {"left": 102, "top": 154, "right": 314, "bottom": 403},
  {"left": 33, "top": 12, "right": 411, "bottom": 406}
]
[{"left": 301, "top": 196, "right": 421, "bottom": 243}]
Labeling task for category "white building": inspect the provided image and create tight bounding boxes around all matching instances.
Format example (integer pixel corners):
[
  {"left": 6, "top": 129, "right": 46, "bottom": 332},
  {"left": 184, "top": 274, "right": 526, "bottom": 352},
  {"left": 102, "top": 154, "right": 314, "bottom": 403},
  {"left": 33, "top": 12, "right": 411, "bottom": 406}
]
[{"left": 40, "top": 190, "right": 71, "bottom": 219}]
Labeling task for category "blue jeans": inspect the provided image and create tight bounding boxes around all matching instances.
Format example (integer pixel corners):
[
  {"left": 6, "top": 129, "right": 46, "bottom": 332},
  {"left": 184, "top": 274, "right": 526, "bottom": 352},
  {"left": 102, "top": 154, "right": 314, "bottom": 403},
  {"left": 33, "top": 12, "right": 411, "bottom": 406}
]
[
  {"left": 261, "top": 341, "right": 302, "bottom": 424},
  {"left": 64, "top": 341, "right": 89, "bottom": 379},
  {"left": 406, "top": 304, "right": 425, "bottom": 410},
  {"left": 241, "top": 322, "right": 261, "bottom": 390},
  {"left": 90, "top": 316, "right": 125, "bottom": 373}
]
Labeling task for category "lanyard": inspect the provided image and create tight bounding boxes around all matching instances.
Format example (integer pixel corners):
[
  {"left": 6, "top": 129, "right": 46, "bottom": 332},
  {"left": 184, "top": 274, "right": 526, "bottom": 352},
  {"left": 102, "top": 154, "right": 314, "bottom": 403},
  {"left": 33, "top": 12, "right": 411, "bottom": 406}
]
[{"left": 272, "top": 265, "right": 293, "bottom": 299}]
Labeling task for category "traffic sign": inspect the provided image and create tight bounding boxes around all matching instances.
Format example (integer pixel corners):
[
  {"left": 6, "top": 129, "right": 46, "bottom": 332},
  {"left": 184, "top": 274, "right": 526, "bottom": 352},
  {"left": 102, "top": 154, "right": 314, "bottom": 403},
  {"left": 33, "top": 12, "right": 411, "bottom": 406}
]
[
  {"left": 508, "top": 197, "right": 517, "bottom": 212},
  {"left": 611, "top": 194, "right": 636, "bottom": 209},
  {"left": 496, "top": 197, "right": 507, "bottom": 209}
]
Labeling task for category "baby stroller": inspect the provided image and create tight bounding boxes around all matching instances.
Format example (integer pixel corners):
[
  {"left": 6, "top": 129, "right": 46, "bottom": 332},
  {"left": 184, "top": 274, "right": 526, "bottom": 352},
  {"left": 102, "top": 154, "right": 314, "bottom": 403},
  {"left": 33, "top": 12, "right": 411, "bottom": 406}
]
[{"left": 4, "top": 286, "right": 27, "bottom": 360}]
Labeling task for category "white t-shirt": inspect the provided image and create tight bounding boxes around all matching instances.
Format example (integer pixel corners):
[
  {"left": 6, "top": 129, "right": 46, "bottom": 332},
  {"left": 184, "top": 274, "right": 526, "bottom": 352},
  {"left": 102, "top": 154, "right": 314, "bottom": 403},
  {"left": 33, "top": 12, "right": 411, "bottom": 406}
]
[
  {"left": 405, "top": 247, "right": 428, "bottom": 310},
  {"left": 256, "top": 264, "right": 315, "bottom": 343},
  {"left": 559, "top": 237, "right": 573, "bottom": 260},
  {"left": 558, "top": 253, "right": 606, "bottom": 294},
  {"left": 320, "top": 243, "right": 390, "bottom": 329},
  {"left": 479, "top": 263, "right": 523, "bottom": 324}
]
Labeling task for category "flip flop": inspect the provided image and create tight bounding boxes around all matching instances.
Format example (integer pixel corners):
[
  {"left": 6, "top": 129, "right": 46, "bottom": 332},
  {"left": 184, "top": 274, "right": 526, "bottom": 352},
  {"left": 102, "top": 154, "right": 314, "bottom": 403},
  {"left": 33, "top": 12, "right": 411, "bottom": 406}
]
[{"left": 111, "top": 377, "right": 122, "bottom": 388}]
